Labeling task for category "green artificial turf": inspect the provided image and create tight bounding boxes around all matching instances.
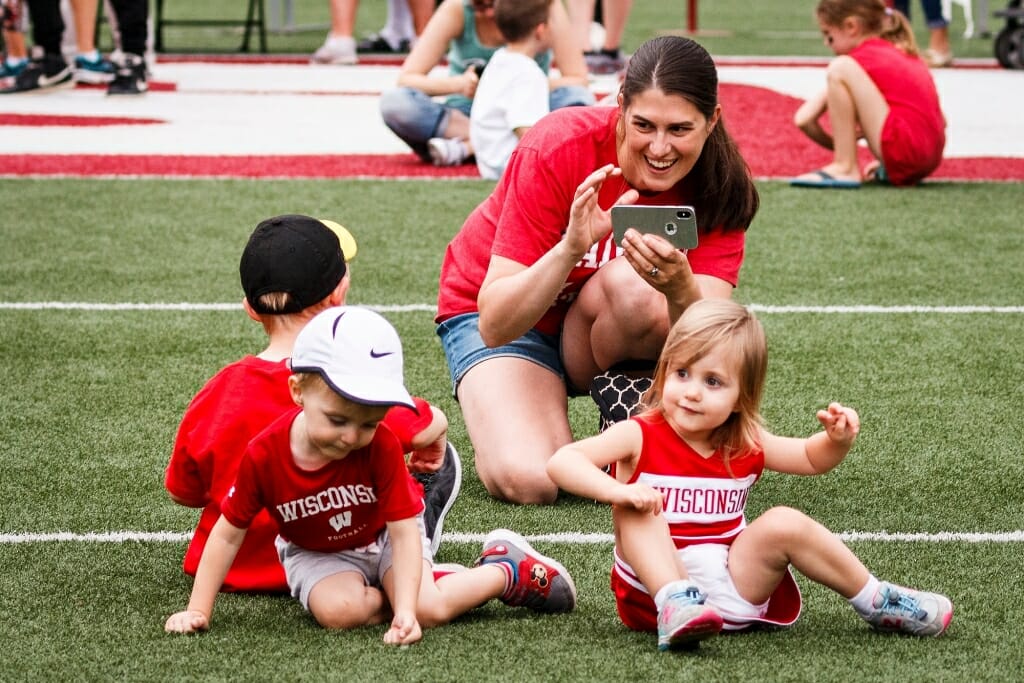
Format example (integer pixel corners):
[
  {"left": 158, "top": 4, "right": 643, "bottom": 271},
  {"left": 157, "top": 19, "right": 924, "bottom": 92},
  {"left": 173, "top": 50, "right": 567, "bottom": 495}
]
[{"left": 2, "top": 177, "right": 1021, "bottom": 679}]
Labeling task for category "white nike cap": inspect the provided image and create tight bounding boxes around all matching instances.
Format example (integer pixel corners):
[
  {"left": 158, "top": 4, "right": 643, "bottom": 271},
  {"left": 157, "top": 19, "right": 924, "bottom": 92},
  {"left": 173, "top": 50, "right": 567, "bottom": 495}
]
[{"left": 290, "top": 306, "right": 416, "bottom": 410}]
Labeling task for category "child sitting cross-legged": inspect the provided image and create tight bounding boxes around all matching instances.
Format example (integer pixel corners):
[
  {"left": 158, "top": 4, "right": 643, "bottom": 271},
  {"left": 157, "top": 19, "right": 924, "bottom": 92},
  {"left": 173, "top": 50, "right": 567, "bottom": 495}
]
[{"left": 165, "top": 306, "right": 577, "bottom": 642}]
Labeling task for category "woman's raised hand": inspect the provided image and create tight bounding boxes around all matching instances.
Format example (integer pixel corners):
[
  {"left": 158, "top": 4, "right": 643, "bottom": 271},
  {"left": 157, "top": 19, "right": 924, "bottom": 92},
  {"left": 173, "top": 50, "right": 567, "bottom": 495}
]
[{"left": 565, "top": 165, "right": 639, "bottom": 258}]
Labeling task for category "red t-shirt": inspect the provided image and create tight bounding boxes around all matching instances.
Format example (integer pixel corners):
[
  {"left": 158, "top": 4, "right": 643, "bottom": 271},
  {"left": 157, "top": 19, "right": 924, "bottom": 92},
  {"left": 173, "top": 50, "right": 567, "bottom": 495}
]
[
  {"left": 850, "top": 38, "right": 945, "bottom": 185},
  {"left": 222, "top": 408, "right": 424, "bottom": 552},
  {"left": 436, "top": 105, "right": 746, "bottom": 335},
  {"left": 165, "top": 355, "right": 432, "bottom": 591}
]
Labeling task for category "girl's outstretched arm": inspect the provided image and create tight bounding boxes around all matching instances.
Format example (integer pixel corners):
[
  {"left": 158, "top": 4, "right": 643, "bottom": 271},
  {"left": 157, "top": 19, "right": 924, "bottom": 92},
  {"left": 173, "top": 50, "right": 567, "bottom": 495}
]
[
  {"left": 762, "top": 402, "right": 860, "bottom": 476},
  {"left": 547, "top": 421, "right": 662, "bottom": 514}
]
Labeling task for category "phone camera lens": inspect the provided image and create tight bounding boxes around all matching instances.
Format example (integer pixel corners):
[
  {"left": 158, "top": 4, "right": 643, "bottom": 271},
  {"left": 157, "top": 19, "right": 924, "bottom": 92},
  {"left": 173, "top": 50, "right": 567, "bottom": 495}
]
[
  {"left": 665, "top": 222, "right": 678, "bottom": 236},
  {"left": 677, "top": 210, "right": 692, "bottom": 220}
]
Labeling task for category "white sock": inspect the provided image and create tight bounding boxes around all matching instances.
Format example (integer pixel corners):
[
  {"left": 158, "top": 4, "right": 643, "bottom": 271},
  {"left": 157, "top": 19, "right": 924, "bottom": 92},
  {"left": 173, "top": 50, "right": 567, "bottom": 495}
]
[
  {"left": 654, "top": 579, "right": 694, "bottom": 612},
  {"left": 849, "top": 575, "right": 881, "bottom": 615},
  {"left": 383, "top": 0, "right": 414, "bottom": 44},
  {"left": 78, "top": 49, "right": 100, "bottom": 62}
]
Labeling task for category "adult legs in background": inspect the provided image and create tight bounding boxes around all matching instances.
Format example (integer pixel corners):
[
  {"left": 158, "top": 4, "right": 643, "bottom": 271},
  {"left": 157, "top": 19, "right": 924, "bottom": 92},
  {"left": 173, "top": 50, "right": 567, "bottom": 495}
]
[
  {"left": 568, "top": 0, "right": 634, "bottom": 74},
  {"left": 359, "top": 0, "right": 435, "bottom": 53},
  {"left": 0, "top": 0, "right": 75, "bottom": 92},
  {"left": 893, "top": 0, "right": 952, "bottom": 66},
  {"left": 313, "top": 0, "right": 357, "bottom": 64}
]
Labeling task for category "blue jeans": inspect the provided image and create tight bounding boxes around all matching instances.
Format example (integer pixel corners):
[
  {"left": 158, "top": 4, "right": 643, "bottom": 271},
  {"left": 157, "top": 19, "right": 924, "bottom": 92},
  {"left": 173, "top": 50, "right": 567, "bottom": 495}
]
[
  {"left": 380, "top": 85, "right": 595, "bottom": 162},
  {"left": 893, "top": 0, "right": 950, "bottom": 29}
]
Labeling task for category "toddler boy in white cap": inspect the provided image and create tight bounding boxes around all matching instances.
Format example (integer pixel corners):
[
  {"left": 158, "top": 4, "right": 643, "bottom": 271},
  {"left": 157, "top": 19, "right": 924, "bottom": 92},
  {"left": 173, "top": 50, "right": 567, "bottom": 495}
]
[{"left": 166, "top": 305, "right": 580, "bottom": 644}]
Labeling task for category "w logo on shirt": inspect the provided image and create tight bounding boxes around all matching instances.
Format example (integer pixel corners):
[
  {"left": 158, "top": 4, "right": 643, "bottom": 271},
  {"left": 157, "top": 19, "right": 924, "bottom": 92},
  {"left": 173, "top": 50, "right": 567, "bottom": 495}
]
[{"left": 329, "top": 511, "right": 353, "bottom": 531}]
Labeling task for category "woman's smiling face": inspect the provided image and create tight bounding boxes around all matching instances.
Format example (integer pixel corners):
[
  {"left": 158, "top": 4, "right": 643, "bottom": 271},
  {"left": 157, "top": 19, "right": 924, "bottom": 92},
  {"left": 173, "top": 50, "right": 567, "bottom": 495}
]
[{"left": 616, "top": 88, "right": 720, "bottom": 194}]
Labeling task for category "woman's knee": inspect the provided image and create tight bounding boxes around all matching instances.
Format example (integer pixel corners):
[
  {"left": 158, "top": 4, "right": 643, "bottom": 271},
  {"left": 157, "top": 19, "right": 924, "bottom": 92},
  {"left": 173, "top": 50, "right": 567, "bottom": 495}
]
[
  {"left": 593, "top": 261, "right": 668, "bottom": 332},
  {"left": 477, "top": 456, "right": 558, "bottom": 505}
]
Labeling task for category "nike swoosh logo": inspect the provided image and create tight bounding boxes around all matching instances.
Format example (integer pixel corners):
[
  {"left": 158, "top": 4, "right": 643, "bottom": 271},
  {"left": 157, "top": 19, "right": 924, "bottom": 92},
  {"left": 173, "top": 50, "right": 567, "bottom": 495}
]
[
  {"left": 38, "top": 70, "right": 69, "bottom": 87},
  {"left": 370, "top": 349, "right": 395, "bottom": 358}
]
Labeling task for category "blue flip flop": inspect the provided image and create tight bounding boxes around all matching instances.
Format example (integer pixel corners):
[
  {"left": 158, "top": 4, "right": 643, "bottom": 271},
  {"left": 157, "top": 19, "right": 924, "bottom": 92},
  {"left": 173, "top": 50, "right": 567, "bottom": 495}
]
[{"left": 790, "top": 169, "right": 862, "bottom": 189}]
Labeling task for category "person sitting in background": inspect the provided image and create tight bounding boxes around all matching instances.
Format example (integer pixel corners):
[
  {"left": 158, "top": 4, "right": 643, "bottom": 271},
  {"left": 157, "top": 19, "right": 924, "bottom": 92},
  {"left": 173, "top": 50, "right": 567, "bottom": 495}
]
[
  {"left": 379, "top": 0, "right": 593, "bottom": 167},
  {"left": 469, "top": 0, "right": 554, "bottom": 180},
  {"left": 791, "top": 0, "right": 945, "bottom": 188}
]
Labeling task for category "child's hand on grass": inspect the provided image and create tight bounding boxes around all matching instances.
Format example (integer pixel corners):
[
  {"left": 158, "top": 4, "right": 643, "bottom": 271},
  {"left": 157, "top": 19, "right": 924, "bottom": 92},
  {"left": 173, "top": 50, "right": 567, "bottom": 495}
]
[
  {"left": 164, "top": 609, "right": 209, "bottom": 634},
  {"left": 383, "top": 611, "right": 422, "bottom": 646}
]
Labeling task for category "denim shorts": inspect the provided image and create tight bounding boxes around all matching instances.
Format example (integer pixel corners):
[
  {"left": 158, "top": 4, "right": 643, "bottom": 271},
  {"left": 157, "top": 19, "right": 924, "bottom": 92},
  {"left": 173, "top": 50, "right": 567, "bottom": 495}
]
[{"left": 436, "top": 313, "right": 565, "bottom": 396}]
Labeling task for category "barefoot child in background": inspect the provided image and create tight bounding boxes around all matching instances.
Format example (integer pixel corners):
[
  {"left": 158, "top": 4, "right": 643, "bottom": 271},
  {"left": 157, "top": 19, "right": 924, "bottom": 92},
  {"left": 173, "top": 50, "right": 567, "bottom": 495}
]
[
  {"left": 165, "top": 306, "right": 577, "bottom": 641},
  {"left": 791, "top": 0, "right": 945, "bottom": 188},
  {"left": 547, "top": 299, "right": 953, "bottom": 651},
  {"left": 165, "top": 215, "right": 461, "bottom": 595}
]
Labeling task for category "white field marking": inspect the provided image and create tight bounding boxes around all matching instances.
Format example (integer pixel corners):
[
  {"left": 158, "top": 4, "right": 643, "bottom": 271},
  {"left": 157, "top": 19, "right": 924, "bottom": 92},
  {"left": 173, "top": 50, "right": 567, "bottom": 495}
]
[
  {"left": 0, "top": 301, "right": 435, "bottom": 312},
  {"left": 2, "top": 302, "right": 1023, "bottom": 314},
  {"left": 2, "top": 530, "right": 1024, "bottom": 544}
]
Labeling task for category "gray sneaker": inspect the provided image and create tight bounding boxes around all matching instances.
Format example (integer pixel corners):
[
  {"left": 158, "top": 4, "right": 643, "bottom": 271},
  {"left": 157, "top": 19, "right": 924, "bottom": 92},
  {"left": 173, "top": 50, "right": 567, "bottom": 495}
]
[
  {"left": 475, "top": 529, "right": 577, "bottom": 613},
  {"left": 413, "top": 441, "right": 462, "bottom": 555},
  {"left": 861, "top": 582, "right": 953, "bottom": 636},
  {"left": 657, "top": 585, "right": 723, "bottom": 651}
]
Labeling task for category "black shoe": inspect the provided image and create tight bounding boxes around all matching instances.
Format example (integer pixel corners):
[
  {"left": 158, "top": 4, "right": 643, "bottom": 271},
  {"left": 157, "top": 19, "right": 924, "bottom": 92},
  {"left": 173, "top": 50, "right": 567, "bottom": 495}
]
[
  {"left": 0, "top": 54, "right": 72, "bottom": 94},
  {"left": 356, "top": 32, "right": 409, "bottom": 54},
  {"left": 107, "top": 54, "right": 148, "bottom": 96},
  {"left": 584, "top": 48, "right": 626, "bottom": 75},
  {"left": 414, "top": 442, "right": 462, "bottom": 555}
]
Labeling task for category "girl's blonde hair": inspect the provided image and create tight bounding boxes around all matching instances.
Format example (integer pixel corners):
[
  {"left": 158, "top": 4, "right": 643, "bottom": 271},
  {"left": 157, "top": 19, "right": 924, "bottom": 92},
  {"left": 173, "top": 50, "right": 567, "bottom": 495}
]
[
  {"left": 641, "top": 299, "right": 767, "bottom": 458},
  {"left": 815, "top": 0, "right": 919, "bottom": 56}
]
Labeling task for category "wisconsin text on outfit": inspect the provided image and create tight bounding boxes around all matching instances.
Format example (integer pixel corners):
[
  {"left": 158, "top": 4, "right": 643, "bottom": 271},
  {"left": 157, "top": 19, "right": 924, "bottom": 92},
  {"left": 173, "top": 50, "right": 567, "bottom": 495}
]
[
  {"left": 640, "top": 474, "right": 757, "bottom": 518},
  {"left": 274, "top": 484, "right": 379, "bottom": 522}
]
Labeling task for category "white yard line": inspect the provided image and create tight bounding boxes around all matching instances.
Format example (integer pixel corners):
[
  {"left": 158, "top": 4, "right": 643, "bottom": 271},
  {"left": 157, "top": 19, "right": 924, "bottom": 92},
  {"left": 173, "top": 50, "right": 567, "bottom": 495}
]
[
  {"left": 2, "top": 302, "right": 1023, "bottom": 313},
  {"left": 2, "top": 530, "right": 1022, "bottom": 544}
]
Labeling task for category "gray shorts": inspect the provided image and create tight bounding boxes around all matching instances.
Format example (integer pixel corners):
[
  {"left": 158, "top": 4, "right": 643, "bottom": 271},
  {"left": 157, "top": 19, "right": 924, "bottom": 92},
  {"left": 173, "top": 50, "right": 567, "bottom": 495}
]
[{"left": 275, "top": 516, "right": 432, "bottom": 610}]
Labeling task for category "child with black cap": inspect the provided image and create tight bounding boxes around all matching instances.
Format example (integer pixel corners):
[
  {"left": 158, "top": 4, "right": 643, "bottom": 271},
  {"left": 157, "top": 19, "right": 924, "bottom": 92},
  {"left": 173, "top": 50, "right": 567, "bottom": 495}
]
[
  {"left": 165, "top": 214, "right": 460, "bottom": 595},
  {"left": 166, "top": 306, "right": 578, "bottom": 642}
]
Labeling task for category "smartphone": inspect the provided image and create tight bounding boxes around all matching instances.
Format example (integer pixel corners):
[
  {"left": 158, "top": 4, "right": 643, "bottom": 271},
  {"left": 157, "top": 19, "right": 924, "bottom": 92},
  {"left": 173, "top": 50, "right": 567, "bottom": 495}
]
[{"left": 611, "top": 205, "right": 698, "bottom": 250}]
